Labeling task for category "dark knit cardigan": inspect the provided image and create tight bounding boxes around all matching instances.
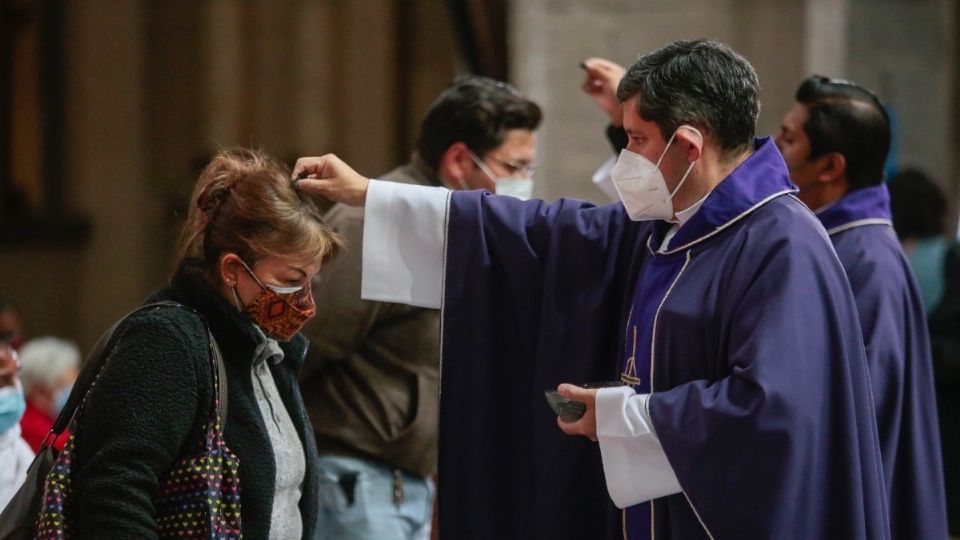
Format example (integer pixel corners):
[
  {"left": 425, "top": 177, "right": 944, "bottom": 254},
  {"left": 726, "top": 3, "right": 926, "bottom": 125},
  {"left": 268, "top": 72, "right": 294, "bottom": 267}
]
[{"left": 73, "top": 262, "right": 320, "bottom": 539}]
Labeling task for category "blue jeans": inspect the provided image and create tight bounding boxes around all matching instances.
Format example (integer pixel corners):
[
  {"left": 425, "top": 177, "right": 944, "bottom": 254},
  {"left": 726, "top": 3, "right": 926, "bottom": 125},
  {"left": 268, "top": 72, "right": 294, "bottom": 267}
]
[{"left": 316, "top": 455, "right": 434, "bottom": 540}]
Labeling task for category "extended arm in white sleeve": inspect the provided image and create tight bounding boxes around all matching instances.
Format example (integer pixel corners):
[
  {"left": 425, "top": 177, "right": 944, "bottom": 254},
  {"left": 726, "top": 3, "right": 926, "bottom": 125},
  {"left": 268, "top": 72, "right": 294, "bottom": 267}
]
[
  {"left": 360, "top": 179, "right": 450, "bottom": 309},
  {"left": 595, "top": 387, "right": 683, "bottom": 508}
]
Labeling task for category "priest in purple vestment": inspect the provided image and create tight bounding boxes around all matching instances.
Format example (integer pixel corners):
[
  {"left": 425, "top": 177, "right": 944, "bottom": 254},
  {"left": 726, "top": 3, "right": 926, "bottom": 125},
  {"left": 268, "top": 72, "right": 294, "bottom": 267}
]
[
  {"left": 292, "top": 40, "right": 889, "bottom": 540},
  {"left": 775, "top": 75, "right": 947, "bottom": 539}
]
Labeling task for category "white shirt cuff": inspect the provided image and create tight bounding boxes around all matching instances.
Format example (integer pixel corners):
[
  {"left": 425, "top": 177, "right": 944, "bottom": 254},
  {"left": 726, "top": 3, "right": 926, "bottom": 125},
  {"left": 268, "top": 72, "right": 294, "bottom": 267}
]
[
  {"left": 595, "top": 387, "right": 682, "bottom": 508},
  {"left": 591, "top": 155, "right": 621, "bottom": 202},
  {"left": 360, "top": 179, "right": 450, "bottom": 309}
]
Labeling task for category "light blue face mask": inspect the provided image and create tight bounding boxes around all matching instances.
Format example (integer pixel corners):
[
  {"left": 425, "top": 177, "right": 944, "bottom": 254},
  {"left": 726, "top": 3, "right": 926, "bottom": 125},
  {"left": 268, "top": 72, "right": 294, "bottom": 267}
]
[
  {"left": 0, "top": 382, "right": 26, "bottom": 434},
  {"left": 906, "top": 237, "right": 949, "bottom": 313},
  {"left": 53, "top": 384, "right": 73, "bottom": 417}
]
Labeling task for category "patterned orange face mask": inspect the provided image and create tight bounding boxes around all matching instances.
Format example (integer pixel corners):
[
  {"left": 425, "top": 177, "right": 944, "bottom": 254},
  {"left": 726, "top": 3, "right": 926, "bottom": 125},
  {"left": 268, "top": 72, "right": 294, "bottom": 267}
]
[{"left": 234, "top": 261, "right": 316, "bottom": 341}]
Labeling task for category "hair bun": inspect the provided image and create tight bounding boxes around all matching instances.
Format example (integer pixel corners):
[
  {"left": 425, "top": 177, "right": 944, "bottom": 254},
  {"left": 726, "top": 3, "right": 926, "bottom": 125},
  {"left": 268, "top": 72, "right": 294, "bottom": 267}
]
[{"left": 196, "top": 181, "right": 232, "bottom": 216}]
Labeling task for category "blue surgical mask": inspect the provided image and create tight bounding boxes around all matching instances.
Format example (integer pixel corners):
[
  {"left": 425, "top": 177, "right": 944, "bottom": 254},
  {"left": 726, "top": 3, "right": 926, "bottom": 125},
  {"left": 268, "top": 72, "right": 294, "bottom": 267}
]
[
  {"left": 0, "top": 382, "right": 26, "bottom": 434},
  {"left": 53, "top": 384, "right": 73, "bottom": 416}
]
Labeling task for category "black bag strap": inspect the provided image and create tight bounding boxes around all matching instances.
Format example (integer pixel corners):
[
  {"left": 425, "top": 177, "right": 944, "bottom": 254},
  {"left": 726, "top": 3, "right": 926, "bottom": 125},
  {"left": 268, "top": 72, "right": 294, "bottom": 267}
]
[
  {"left": 209, "top": 330, "right": 228, "bottom": 435},
  {"left": 44, "top": 301, "right": 228, "bottom": 444}
]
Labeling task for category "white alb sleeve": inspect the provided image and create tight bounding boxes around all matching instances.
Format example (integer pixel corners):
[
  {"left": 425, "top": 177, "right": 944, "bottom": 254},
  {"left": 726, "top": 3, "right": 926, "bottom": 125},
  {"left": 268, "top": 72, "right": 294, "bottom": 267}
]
[
  {"left": 591, "top": 155, "right": 621, "bottom": 202},
  {"left": 595, "top": 387, "right": 683, "bottom": 508},
  {"left": 360, "top": 179, "right": 450, "bottom": 309}
]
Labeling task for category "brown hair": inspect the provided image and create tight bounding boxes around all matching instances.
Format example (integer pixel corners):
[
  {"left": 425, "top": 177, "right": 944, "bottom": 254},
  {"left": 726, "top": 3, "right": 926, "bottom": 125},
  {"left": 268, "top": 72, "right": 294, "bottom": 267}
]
[{"left": 174, "top": 148, "right": 342, "bottom": 281}]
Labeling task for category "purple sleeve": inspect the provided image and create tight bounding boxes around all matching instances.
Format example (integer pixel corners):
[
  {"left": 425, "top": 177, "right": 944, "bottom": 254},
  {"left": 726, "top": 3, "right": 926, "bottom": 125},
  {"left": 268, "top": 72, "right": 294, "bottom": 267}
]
[{"left": 439, "top": 191, "right": 646, "bottom": 540}]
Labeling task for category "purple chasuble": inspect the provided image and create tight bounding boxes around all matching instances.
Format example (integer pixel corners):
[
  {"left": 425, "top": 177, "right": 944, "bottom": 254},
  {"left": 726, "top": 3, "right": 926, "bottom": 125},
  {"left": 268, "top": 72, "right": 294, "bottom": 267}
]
[
  {"left": 438, "top": 138, "right": 889, "bottom": 539},
  {"left": 817, "top": 184, "right": 948, "bottom": 539}
]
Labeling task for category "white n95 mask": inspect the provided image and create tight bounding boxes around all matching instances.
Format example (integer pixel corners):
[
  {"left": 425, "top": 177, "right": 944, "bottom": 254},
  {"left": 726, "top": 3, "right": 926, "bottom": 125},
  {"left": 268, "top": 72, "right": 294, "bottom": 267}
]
[
  {"left": 469, "top": 151, "right": 535, "bottom": 200},
  {"left": 494, "top": 178, "right": 535, "bottom": 200},
  {"left": 611, "top": 125, "right": 702, "bottom": 221}
]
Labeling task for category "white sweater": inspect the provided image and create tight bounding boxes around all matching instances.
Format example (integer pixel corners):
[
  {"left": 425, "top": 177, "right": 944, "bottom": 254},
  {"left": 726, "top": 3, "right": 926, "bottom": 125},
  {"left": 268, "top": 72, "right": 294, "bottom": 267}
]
[{"left": 0, "top": 423, "right": 35, "bottom": 511}]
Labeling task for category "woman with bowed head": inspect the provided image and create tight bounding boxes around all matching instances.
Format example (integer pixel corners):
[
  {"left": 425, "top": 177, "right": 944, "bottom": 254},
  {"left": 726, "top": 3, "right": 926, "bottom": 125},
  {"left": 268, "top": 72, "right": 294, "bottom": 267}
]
[{"left": 67, "top": 148, "right": 342, "bottom": 538}]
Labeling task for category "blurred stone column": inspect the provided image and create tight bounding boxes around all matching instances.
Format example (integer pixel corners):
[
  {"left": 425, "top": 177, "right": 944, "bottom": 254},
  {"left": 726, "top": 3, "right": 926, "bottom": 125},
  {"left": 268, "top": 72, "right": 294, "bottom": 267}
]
[
  {"left": 250, "top": 0, "right": 298, "bottom": 159},
  {"left": 732, "top": 0, "right": 807, "bottom": 140},
  {"left": 65, "top": 0, "right": 152, "bottom": 348},
  {"left": 846, "top": 0, "right": 955, "bottom": 193},
  {"left": 333, "top": 0, "right": 400, "bottom": 174},
  {"left": 804, "top": 0, "right": 849, "bottom": 76},
  {"left": 294, "top": 0, "right": 335, "bottom": 159},
  {"left": 204, "top": 0, "right": 245, "bottom": 148},
  {"left": 509, "top": 0, "right": 806, "bottom": 203},
  {"left": 144, "top": 0, "right": 203, "bottom": 290},
  {"left": 509, "top": 0, "right": 954, "bottom": 208}
]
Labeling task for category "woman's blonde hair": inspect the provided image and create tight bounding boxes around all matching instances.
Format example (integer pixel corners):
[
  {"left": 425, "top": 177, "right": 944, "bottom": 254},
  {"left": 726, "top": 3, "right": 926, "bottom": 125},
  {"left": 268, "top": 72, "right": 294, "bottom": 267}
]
[{"left": 174, "top": 148, "right": 342, "bottom": 280}]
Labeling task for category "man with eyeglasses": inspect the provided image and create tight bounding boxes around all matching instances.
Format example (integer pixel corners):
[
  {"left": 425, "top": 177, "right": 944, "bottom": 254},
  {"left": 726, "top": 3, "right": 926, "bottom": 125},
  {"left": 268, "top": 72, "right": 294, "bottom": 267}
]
[
  {"left": 299, "top": 76, "right": 541, "bottom": 540},
  {"left": 775, "top": 75, "right": 948, "bottom": 539}
]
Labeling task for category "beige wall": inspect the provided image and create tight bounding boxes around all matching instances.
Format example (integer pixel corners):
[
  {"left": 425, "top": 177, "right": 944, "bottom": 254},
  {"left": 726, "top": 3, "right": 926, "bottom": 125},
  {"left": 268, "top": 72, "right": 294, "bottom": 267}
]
[
  {"left": 510, "top": 0, "right": 955, "bottom": 207},
  {"left": 0, "top": 247, "right": 85, "bottom": 345},
  {"left": 847, "top": 0, "right": 956, "bottom": 194},
  {"left": 69, "top": 1, "right": 155, "bottom": 347},
  {"left": 511, "top": 0, "right": 808, "bottom": 203}
]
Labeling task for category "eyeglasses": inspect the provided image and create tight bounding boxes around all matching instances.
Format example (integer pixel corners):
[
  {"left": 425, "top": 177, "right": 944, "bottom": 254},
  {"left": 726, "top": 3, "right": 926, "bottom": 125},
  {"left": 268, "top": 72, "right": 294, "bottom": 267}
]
[{"left": 481, "top": 153, "right": 537, "bottom": 178}]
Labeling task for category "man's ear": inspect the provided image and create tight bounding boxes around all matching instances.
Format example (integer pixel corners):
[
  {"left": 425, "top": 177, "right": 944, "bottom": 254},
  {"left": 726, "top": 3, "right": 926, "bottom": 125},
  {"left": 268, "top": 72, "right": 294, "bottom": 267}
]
[
  {"left": 814, "top": 152, "right": 847, "bottom": 184},
  {"left": 437, "top": 142, "right": 475, "bottom": 186},
  {"left": 675, "top": 128, "right": 703, "bottom": 163}
]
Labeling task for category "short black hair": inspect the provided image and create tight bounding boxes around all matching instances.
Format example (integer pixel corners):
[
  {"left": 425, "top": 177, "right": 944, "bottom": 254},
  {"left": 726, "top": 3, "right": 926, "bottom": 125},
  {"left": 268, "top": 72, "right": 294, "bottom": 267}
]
[
  {"left": 415, "top": 77, "right": 542, "bottom": 169},
  {"left": 888, "top": 168, "right": 948, "bottom": 240},
  {"left": 795, "top": 75, "right": 891, "bottom": 191},
  {"left": 617, "top": 39, "right": 760, "bottom": 159}
]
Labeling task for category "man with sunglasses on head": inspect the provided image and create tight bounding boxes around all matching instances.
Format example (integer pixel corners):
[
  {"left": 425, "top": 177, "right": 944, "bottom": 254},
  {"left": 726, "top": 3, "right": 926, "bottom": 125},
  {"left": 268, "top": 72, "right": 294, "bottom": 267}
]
[
  {"left": 776, "top": 76, "right": 948, "bottom": 539},
  {"left": 299, "top": 76, "right": 541, "bottom": 540}
]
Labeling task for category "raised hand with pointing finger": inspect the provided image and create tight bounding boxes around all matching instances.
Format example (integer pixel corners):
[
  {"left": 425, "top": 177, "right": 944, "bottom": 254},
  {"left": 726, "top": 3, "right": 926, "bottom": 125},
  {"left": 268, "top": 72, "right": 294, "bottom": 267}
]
[
  {"left": 292, "top": 154, "right": 370, "bottom": 207},
  {"left": 580, "top": 57, "right": 626, "bottom": 127}
]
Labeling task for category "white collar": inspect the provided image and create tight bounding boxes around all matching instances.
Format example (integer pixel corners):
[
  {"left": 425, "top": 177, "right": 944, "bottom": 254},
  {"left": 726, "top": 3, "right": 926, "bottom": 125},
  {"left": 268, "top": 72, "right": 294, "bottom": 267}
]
[
  {"left": 813, "top": 200, "right": 837, "bottom": 215},
  {"left": 660, "top": 192, "right": 712, "bottom": 251},
  {"left": 671, "top": 191, "right": 711, "bottom": 226}
]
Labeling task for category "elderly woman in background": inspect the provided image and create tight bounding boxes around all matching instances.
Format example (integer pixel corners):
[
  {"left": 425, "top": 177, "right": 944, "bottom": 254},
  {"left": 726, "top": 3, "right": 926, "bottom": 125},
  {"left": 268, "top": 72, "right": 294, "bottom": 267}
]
[{"left": 18, "top": 337, "right": 80, "bottom": 452}]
